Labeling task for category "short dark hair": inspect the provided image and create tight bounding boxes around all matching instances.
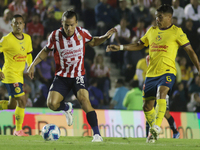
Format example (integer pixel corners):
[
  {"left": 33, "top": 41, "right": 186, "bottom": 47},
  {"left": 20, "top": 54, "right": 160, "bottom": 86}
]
[
  {"left": 129, "top": 80, "right": 139, "bottom": 88},
  {"left": 12, "top": 14, "right": 24, "bottom": 22},
  {"left": 116, "top": 78, "right": 125, "bottom": 85},
  {"left": 157, "top": 4, "right": 173, "bottom": 15},
  {"left": 62, "top": 10, "right": 77, "bottom": 21}
]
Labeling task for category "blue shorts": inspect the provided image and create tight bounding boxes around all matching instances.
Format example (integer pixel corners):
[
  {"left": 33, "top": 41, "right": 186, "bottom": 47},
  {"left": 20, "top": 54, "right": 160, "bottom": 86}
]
[
  {"left": 4, "top": 83, "right": 24, "bottom": 98},
  {"left": 143, "top": 73, "right": 176, "bottom": 100},
  {"left": 49, "top": 75, "right": 88, "bottom": 98}
]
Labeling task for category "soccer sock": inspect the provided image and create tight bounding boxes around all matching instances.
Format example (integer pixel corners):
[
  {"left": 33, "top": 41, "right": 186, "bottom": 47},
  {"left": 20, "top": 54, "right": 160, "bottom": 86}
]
[
  {"left": 146, "top": 121, "right": 150, "bottom": 137},
  {"left": 86, "top": 111, "right": 100, "bottom": 135},
  {"left": 0, "top": 100, "right": 8, "bottom": 110},
  {"left": 155, "top": 99, "right": 166, "bottom": 127},
  {"left": 167, "top": 116, "right": 178, "bottom": 134},
  {"left": 55, "top": 101, "right": 69, "bottom": 111},
  {"left": 15, "top": 106, "right": 25, "bottom": 131},
  {"left": 144, "top": 107, "right": 156, "bottom": 127}
]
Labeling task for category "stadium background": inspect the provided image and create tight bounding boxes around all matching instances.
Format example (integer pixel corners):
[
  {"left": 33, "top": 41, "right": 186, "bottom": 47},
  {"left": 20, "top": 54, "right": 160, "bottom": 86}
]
[{"left": 0, "top": 108, "right": 199, "bottom": 139}]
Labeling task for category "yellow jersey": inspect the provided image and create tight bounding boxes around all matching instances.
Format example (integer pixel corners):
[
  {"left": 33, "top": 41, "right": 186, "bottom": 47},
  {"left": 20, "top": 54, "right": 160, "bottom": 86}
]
[
  {"left": 133, "top": 58, "right": 148, "bottom": 80},
  {"left": 140, "top": 25, "right": 190, "bottom": 77},
  {"left": 0, "top": 32, "right": 32, "bottom": 84}
]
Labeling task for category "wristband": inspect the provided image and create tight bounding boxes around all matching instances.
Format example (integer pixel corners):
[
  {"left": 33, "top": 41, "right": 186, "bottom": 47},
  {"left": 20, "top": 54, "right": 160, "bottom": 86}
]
[{"left": 120, "top": 45, "right": 124, "bottom": 51}]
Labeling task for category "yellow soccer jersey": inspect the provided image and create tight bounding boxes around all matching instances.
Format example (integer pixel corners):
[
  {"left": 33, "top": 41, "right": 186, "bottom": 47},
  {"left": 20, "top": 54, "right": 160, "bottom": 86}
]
[
  {"left": 140, "top": 25, "right": 190, "bottom": 77},
  {"left": 133, "top": 58, "right": 148, "bottom": 80},
  {"left": 0, "top": 32, "right": 32, "bottom": 84}
]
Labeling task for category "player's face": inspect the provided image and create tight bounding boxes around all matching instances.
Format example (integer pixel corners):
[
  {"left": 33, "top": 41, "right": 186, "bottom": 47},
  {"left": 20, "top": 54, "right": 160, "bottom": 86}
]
[
  {"left": 155, "top": 11, "right": 171, "bottom": 28},
  {"left": 11, "top": 17, "right": 25, "bottom": 34},
  {"left": 62, "top": 16, "right": 77, "bottom": 37}
]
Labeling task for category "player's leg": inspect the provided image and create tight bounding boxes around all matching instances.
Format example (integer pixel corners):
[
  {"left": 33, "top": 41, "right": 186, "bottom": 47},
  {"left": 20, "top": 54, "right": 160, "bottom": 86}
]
[
  {"left": 46, "top": 90, "right": 73, "bottom": 126},
  {"left": 76, "top": 88, "right": 102, "bottom": 142},
  {"left": 164, "top": 110, "right": 180, "bottom": 138},
  {"left": 3, "top": 83, "right": 30, "bottom": 136},
  {"left": 164, "top": 95, "right": 180, "bottom": 138}
]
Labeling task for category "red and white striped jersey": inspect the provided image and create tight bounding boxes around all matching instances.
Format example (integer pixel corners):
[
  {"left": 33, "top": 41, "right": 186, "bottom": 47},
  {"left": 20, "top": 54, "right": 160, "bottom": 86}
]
[{"left": 46, "top": 27, "right": 92, "bottom": 78}]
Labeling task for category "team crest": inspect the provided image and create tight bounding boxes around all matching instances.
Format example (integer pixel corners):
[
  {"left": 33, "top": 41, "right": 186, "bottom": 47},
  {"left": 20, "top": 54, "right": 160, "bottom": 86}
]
[
  {"left": 15, "top": 87, "right": 21, "bottom": 93},
  {"left": 156, "top": 35, "right": 162, "bottom": 41},
  {"left": 20, "top": 46, "right": 25, "bottom": 51},
  {"left": 77, "top": 35, "right": 82, "bottom": 40}
]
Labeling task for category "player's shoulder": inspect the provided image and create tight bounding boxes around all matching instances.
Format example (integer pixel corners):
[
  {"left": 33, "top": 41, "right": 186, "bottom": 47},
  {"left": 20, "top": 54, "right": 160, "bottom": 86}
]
[
  {"left": 170, "top": 24, "right": 183, "bottom": 32},
  {"left": 23, "top": 33, "right": 31, "bottom": 39}
]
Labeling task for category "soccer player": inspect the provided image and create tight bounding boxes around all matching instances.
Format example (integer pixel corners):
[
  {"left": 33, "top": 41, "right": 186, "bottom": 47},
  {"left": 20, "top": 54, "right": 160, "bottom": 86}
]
[
  {"left": 106, "top": 4, "right": 200, "bottom": 143},
  {"left": 0, "top": 14, "right": 33, "bottom": 136},
  {"left": 27, "top": 10, "right": 116, "bottom": 142}
]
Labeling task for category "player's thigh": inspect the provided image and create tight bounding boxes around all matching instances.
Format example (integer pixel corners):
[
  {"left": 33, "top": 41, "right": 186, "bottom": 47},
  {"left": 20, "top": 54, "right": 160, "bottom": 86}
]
[
  {"left": 157, "top": 73, "right": 176, "bottom": 99},
  {"left": 143, "top": 77, "right": 158, "bottom": 101},
  {"left": 48, "top": 75, "right": 72, "bottom": 105},
  {"left": 47, "top": 91, "right": 64, "bottom": 106},
  {"left": 4, "top": 83, "right": 25, "bottom": 108}
]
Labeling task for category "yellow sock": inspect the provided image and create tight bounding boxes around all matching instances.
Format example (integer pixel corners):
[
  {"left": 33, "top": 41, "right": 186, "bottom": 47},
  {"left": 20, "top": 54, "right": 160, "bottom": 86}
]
[
  {"left": 155, "top": 99, "right": 166, "bottom": 127},
  {"left": 0, "top": 100, "right": 8, "bottom": 110},
  {"left": 15, "top": 106, "right": 25, "bottom": 131},
  {"left": 144, "top": 107, "right": 156, "bottom": 127}
]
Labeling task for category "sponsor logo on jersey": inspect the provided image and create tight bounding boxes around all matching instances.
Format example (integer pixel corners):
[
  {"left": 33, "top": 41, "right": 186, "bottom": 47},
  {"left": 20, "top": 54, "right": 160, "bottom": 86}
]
[{"left": 13, "top": 54, "right": 27, "bottom": 62}]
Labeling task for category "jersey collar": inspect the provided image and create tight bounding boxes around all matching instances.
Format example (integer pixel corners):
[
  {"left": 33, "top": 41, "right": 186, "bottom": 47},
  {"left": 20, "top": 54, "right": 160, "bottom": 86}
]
[
  {"left": 12, "top": 32, "right": 24, "bottom": 40},
  {"left": 61, "top": 27, "right": 75, "bottom": 40}
]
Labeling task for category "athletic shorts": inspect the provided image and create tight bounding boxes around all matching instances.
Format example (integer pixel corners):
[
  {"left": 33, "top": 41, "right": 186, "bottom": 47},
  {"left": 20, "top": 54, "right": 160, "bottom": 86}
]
[
  {"left": 143, "top": 73, "right": 176, "bottom": 101},
  {"left": 49, "top": 75, "right": 88, "bottom": 98},
  {"left": 4, "top": 82, "right": 24, "bottom": 98}
]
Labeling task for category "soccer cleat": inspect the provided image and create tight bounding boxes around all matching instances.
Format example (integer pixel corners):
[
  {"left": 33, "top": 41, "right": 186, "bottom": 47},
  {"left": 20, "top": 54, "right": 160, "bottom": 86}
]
[
  {"left": 64, "top": 102, "right": 73, "bottom": 126},
  {"left": 150, "top": 125, "right": 160, "bottom": 141},
  {"left": 173, "top": 132, "right": 180, "bottom": 139},
  {"left": 146, "top": 133, "right": 155, "bottom": 143},
  {"left": 13, "top": 130, "right": 29, "bottom": 136},
  {"left": 92, "top": 134, "right": 103, "bottom": 142}
]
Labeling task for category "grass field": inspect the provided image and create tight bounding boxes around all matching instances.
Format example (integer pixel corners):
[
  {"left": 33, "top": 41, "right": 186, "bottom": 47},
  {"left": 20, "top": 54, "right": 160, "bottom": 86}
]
[{"left": 1, "top": 135, "right": 200, "bottom": 150}]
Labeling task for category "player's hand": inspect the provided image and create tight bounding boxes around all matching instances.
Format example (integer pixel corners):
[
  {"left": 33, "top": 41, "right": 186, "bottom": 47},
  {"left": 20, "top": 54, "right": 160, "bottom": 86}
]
[
  {"left": 106, "top": 45, "right": 120, "bottom": 52},
  {"left": 104, "top": 28, "right": 117, "bottom": 39},
  {"left": 27, "top": 66, "right": 35, "bottom": 79},
  {"left": 0, "top": 71, "right": 5, "bottom": 81}
]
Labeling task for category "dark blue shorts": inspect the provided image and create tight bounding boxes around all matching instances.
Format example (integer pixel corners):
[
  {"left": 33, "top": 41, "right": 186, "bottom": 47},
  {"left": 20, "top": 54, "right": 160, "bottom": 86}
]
[
  {"left": 4, "top": 82, "right": 24, "bottom": 98},
  {"left": 143, "top": 73, "right": 176, "bottom": 100},
  {"left": 49, "top": 75, "right": 88, "bottom": 98}
]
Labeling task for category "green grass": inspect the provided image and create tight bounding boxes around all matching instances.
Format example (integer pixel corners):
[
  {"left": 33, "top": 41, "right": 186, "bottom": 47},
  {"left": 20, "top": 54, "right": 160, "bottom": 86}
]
[{"left": 0, "top": 135, "right": 200, "bottom": 150}]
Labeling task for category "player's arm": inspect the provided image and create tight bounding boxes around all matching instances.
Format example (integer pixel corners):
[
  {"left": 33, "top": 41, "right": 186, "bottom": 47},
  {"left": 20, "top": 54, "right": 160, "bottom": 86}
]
[
  {"left": 88, "top": 28, "right": 116, "bottom": 47},
  {"left": 106, "top": 41, "right": 145, "bottom": 52},
  {"left": 0, "top": 67, "right": 5, "bottom": 81},
  {"left": 184, "top": 45, "right": 200, "bottom": 74},
  {"left": 26, "top": 53, "right": 32, "bottom": 67},
  {"left": 27, "top": 47, "right": 51, "bottom": 79}
]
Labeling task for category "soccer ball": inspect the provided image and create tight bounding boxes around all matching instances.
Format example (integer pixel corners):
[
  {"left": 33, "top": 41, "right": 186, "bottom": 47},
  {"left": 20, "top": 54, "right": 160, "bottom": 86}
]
[{"left": 41, "top": 124, "right": 61, "bottom": 141}]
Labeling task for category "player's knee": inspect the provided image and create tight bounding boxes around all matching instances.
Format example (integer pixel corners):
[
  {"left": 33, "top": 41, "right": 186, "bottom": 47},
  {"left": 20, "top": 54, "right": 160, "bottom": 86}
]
[
  {"left": 47, "top": 101, "right": 59, "bottom": 111},
  {"left": 143, "top": 102, "right": 153, "bottom": 112}
]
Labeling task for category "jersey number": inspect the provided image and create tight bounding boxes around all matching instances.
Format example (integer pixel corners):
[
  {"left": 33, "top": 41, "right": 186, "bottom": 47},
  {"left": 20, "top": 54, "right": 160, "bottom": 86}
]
[
  {"left": 166, "top": 76, "right": 172, "bottom": 82},
  {"left": 76, "top": 76, "right": 84, "bottom": 84}
]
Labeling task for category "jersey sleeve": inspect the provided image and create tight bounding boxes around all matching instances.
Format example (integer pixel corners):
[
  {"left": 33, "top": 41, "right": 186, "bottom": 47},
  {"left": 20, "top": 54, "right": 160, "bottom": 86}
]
[
  {"left": 140, "top": 27, "right": 151, "bottom": 47},
  {"left": 82, "top": 28, "right": 93, "bottom": 43},
  {"left": 27, "top": 35, "right": 33, "bottom": 54},
  {"left": 176, "top": 28, "right": 190, "bottom": 47},
  {"left": 0, "top": 37, "right": 8, "bottom": 53},
  {"left": 46, "top": 31, "right": 55, "bottom": 50}
]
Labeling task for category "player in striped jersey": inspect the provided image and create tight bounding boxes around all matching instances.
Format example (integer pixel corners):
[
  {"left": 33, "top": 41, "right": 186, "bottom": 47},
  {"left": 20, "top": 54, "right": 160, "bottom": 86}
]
[{"left": 27, "top": 10, "right": 116, "bottom": 142}]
